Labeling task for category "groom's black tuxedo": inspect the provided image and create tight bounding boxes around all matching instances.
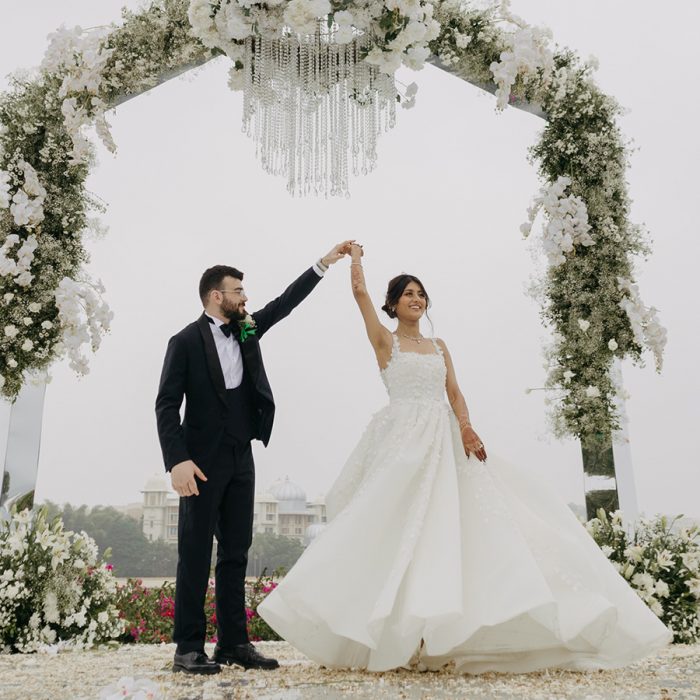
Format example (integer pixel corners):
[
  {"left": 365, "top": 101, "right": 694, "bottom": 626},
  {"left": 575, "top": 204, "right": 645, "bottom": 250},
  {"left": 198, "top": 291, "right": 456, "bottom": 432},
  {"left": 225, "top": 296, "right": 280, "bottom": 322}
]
[
  {"left": 155, "top": 266, "right": 323, "bottom": 654},
  {"left": 156, "top": 266, "right": 322, "bottom": 470}
]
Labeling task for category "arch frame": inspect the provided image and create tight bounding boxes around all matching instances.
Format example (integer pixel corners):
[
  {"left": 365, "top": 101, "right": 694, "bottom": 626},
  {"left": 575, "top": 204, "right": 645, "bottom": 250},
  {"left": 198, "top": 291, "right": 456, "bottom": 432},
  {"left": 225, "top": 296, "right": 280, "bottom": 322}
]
[{"left": 0, "top": 0, "right": 664, "bottom": 443}]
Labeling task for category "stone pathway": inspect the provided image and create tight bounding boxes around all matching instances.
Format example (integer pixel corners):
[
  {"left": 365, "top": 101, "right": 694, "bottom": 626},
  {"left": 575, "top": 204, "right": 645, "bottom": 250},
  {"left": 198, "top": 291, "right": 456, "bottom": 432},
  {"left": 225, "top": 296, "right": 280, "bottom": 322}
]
[{"left": 0, "top": 642, "right": 698, "bottom": 699}]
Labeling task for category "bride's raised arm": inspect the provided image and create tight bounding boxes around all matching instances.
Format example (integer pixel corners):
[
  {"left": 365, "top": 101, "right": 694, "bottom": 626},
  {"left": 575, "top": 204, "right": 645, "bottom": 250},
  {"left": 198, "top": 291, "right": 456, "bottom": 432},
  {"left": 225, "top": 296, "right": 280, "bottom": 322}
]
[{"left": 349, "top": 244, "right": 392, "bottom": 365}]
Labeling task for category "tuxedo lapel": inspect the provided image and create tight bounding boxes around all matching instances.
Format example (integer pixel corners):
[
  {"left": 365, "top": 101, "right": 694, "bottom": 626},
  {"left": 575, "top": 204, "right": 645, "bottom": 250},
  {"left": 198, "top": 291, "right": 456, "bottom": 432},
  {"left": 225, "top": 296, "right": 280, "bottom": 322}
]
[
  {"left": 237, "top": 334, "right": 261, "bottom": 382},
  {"left": 196, "top": 314, "right": 227, "bottom": 407}
]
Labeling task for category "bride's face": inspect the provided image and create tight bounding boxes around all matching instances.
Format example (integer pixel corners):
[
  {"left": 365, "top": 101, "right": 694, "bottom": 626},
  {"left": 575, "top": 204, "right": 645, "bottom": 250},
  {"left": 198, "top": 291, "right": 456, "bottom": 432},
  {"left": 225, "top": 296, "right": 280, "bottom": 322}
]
[{"left": 396, "top": 282, "right": 427, "bottom": 322}]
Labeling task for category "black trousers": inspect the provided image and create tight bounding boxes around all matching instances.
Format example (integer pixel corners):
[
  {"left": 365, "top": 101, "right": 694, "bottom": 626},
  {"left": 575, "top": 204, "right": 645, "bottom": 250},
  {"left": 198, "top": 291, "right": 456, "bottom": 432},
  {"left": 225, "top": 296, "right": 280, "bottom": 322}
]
[{"left": 173, "top": 441, "right": 255, "bottom": 653}]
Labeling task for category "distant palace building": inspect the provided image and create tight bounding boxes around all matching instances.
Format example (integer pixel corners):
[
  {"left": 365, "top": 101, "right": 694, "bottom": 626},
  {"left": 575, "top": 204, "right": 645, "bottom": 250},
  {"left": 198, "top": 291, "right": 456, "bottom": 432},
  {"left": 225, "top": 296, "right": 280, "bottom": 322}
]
[{"left": 141, "top": 474, "right": 326, "bottom": 546}]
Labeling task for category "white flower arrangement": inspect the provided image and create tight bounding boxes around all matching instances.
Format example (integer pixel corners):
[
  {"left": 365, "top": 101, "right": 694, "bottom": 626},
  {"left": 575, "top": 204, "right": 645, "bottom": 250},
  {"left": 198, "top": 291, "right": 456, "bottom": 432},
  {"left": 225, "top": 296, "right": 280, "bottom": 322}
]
[
  {"left": 0, "top": 0, "right": 665, "bottom": 445},
  {"left": 188, "top": 0, "right": 439, "bottom": 89},
  {"left": 521, "top": 176, "right": 594, "bottom": 267},
  {"left": 0, "top": 0, "right": 215, "bottom": 399},
  {"left": 586, "top": 510, "right": 700, "bottom": 644},
  {"left": 487, "top": 1, "right": 553, "bottom": 110},
  {"left": 429, "top": 0, "right": 665, "bottom": 439},
  {"left": 0, "top": 507, "right": 124, "bottom": 653},
  {"left": 54, "top": 276, "right": 114, "bottom": 375},
  {"left": 617, "top": 276, "right": 667, "bottom": 372}
]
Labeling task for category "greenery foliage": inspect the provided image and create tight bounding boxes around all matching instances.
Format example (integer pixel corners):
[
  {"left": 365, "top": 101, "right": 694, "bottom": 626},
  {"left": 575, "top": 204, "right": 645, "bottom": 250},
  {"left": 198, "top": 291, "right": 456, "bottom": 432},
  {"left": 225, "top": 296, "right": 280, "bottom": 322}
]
[{"left": 43, "top": 502, "right": 178, "bottom": 577}]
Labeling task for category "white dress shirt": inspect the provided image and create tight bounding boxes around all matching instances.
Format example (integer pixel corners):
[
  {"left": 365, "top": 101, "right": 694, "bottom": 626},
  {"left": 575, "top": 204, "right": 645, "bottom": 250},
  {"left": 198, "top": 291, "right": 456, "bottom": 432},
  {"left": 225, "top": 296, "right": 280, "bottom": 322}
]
[
  {"left": 205, "top": 312, "right": 244, "bottom": 389},
  {"left": 205, "top": 262, "right": 326, "bottom": 389}
]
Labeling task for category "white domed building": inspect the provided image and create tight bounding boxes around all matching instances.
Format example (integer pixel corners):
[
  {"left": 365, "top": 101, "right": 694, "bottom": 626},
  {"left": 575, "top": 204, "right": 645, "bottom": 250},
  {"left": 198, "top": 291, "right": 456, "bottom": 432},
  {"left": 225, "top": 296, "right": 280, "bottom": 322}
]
[
  {"left": 142, "top": 473, "right": 327, "bottom": 545},
  {"left": 252, "top": 476, "right": 327, "bottom": 543},
  {"left": 141, "top": 473, "right": 179, "bottom": 544}
]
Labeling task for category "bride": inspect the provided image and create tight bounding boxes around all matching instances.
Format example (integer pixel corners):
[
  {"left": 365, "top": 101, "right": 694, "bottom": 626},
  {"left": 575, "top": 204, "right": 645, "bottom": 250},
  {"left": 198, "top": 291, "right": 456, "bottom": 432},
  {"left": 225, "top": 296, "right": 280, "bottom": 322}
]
[{"left": 257, "top": 244, "right": 671, "bottom": 673}]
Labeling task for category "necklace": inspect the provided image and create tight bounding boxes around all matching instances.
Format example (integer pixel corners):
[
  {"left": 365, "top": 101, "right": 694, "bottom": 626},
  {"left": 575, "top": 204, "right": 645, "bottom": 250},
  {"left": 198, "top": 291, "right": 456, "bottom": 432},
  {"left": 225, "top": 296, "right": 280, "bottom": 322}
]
[{"left": 399, "top": 332, "right": 424, "bottom": 344}]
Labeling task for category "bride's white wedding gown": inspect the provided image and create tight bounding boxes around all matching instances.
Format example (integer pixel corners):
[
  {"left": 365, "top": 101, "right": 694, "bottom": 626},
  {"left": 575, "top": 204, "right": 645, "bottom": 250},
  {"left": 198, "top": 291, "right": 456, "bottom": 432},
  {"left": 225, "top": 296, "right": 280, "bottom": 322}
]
[{"left": 258, "top": 336, "right": 671, "bottom": 673}]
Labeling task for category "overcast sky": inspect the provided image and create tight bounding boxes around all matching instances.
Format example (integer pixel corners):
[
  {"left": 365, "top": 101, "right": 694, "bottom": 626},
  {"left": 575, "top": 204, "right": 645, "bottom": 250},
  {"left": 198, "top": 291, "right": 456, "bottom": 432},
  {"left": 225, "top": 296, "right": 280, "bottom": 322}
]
[{"left": 1, "top": 1, "right": 698, "bottom": 518}]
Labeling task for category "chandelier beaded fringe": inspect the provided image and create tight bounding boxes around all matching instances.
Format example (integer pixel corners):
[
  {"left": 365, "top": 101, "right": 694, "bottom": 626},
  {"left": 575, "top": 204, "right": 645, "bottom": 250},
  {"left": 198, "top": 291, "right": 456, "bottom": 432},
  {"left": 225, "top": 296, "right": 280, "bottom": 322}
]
[{"left": 241, "top": 26, "right": 397, "bottom": 197}]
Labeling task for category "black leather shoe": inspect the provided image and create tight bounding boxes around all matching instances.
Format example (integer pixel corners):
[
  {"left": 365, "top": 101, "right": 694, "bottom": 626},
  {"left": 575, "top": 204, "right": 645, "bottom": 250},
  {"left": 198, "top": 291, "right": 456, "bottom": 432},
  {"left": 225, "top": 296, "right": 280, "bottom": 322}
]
[
  {"left": 213, "top": 642, "right": 280, "bottom": 670},
  {"left": 172, "top": 650, "right": 221, "bottom": 675}
]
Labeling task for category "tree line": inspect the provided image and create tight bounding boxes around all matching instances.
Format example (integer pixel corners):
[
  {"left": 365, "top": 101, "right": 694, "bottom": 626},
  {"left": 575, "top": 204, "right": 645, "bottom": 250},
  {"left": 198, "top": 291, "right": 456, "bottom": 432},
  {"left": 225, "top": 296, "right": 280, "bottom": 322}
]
[{"left": 42, "top": 502, "right": 306, "bottom": 578}]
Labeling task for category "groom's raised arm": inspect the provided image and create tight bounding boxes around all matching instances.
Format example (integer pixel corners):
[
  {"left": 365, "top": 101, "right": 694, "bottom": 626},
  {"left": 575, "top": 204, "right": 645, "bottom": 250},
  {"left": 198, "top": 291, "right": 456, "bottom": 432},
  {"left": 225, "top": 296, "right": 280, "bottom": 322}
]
[
  {"left": 253, "top": 242, "right": 353, "bottom": 336},
  {"left": 252, "top": 266, "right": 323, "bottom": 338},
  {"left": 155, "top": 334, "right": 190, "bottom": 472}
]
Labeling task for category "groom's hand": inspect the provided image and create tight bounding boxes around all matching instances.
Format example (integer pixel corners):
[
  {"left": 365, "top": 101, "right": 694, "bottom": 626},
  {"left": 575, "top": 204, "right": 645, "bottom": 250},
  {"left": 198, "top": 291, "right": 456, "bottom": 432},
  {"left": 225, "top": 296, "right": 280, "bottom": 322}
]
[
  {"left": 321, "top": 240, "right": 355, "bottom": 267},
  {"left": 171, "top": 460, "right": 208, "bottom": 497}
]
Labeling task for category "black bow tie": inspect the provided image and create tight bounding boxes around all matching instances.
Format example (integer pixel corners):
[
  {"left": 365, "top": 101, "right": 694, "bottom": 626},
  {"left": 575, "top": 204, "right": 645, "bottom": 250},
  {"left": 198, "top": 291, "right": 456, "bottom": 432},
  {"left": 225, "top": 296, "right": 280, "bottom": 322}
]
[{"left": 208, "top": 316, "right": 234, "bottom": 338}]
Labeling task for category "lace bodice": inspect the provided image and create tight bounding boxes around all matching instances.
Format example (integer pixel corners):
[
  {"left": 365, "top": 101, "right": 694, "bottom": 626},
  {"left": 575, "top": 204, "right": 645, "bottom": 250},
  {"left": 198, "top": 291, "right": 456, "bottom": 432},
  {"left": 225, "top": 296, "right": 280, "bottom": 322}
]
[{"left": 380, "top": 334, "right": 447, "bottom": 404}]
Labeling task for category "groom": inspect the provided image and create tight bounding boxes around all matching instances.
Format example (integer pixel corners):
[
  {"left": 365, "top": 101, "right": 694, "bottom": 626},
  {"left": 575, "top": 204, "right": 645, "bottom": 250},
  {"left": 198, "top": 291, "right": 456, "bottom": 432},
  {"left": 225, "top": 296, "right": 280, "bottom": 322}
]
[{"left": 155, "top": 242, "right": 350, "bottom": 674}]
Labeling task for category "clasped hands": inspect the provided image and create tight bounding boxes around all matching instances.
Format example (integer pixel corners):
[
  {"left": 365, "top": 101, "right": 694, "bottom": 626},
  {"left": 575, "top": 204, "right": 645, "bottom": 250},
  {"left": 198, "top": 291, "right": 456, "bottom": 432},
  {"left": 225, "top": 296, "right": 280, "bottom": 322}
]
[{"left": 321, "top": 240, "right": 356, "bottom": 266}]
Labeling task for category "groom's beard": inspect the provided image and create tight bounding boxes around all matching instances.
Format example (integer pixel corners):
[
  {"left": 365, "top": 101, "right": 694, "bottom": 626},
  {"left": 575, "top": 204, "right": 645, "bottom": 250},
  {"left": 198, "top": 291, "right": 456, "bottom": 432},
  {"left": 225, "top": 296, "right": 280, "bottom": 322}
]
[{"left": 221, "top": 300, "right": 247, "bottom": 322}]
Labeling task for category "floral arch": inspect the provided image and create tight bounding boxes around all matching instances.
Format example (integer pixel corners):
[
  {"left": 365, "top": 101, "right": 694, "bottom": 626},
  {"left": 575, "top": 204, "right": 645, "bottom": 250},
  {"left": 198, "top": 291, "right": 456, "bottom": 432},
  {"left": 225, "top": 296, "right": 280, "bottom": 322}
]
[{"left": 0, "top": 0, "right": 665, "bottom": 451}]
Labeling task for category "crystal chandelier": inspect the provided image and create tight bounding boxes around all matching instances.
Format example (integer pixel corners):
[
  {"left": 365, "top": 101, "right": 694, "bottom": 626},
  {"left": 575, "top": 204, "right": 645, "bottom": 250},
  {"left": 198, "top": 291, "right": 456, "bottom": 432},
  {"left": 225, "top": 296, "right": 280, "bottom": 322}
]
[{"left": 240, "top": 26, "right": 398, "bottom": 198}]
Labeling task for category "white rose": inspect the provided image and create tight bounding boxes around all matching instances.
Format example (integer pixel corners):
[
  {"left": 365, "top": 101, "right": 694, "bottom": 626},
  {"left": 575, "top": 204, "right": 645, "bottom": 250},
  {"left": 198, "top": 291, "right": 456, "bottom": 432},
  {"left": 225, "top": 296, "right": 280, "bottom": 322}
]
[
  {"left": 585, "top": 385, "right": 600, "bottom": 398},
  {"left": 4, "top": 325, "right": 19, "bottom": 338},
  {"left": 21, "top": 339, "right": 34, "bottom": 352},
  {"left": 97, "top": 611, "right": 109, "bottom": 624},
  {"left": 8, "top": 358, "right": 18, "bottom": 368},
  {"left": 23, "top": 317, "right": 32, "bottom": 326},
  {"left": 334, "top": 9, "right": 354, "bottom": 26},
  {"left": 455, "top": 31, "right": 472, "bottom": 49},
  {"left": 608, "top": 338, "right": 618, "bottom": 351},
  {"left": 632, "top": 572, "right": 654, "bottom": 591},
  {"left": 577, "top": 319, "right": 590, "bottom": 332},
  {"left": 563, "top": 370, "right": 575, "bottom": 383},
  {"left": 4, "top": 293, "right": 14, "bottom": 303},
  {"left": 41, "top": 320, "right": 53, "bottom": 330},
  {"left": 16, "top": 270, "right": 33, "bottom": 286},
  {"left": 655, "top": 580, "right": 670, "bottom": 598},
  {"left": 404, "top": 45, "right": 430, "bottom": 71},
  {"left": 28, "top": 302, "right": 41, "bottom": 313}
]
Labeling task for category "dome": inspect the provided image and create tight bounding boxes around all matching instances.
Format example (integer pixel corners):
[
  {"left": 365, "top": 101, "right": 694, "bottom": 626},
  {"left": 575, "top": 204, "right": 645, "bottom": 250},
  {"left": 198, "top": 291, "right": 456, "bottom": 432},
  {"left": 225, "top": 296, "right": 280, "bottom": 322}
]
[
  {"left": 269, "top": 476, "right": 306, "bottom": 502},
  {"left": 255, "top": 491, "right": 278, "bottom": 503},
  {"left": 143, "top": 473, "right": 169, "bottom": 492}
]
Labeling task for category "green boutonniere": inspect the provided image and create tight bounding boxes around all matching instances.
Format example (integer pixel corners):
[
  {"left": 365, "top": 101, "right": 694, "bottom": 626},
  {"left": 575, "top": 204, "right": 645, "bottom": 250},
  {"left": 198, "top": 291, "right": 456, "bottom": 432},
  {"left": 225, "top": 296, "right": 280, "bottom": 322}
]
[{"left": 238, "top": 315, "right": 257, "bottom": 343}]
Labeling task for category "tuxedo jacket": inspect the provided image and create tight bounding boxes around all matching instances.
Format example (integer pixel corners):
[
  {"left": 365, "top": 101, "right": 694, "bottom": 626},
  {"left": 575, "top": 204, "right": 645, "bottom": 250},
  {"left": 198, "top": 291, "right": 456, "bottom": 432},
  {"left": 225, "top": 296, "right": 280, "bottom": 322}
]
[{"left": 155, "top": 267, "right": 322, "bottom": 472}]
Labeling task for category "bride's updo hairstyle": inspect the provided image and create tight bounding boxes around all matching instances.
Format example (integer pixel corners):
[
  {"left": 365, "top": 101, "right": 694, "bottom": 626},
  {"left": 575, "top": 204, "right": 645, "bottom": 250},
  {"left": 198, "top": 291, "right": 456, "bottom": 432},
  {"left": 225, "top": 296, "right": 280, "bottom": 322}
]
[{"left": 381, "top": 274, "right": 431, "bottom": 319}]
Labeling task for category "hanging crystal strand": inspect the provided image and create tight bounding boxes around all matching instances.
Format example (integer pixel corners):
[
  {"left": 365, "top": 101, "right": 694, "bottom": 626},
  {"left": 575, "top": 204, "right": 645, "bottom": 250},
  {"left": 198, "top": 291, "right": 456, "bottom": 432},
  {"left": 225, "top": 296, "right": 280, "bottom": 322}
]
[
  {"left": 303, "top": 35, "right": 313, "bottom": 196},
  {"left": 242, "top": 36, "right": 254, "bottom": 137},
  {"left": 285, "top": 37, "right": 296, "bottom": 195},
  {"left": 339, "top": 42, "right": 349, "bottom": 197},
  {"left": 253, "top": 37, "right": 263, "bottom": 166},
  {"left": 319, "top": 35, "right": 327, "bottom": 197},
  {"left": 313, "top": 35, "right": 320, "bottom": 196}
]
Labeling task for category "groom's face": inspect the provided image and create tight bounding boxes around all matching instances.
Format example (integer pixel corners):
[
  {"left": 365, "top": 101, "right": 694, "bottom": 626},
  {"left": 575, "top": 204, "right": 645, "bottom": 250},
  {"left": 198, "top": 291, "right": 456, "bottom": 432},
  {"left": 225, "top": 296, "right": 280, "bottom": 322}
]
[{"left": 217, "top": 276, "right": 248, "bottom": 321}]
